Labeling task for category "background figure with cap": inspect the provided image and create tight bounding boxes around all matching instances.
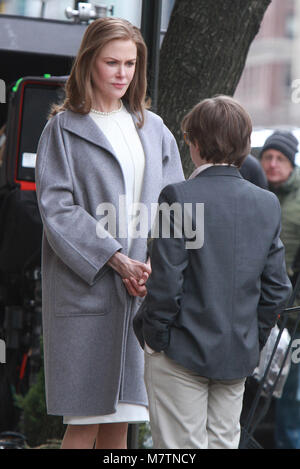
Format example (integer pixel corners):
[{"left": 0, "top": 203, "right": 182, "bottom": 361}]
[{"left": 260, "top": 130, "right": 300, "bottom": 449}]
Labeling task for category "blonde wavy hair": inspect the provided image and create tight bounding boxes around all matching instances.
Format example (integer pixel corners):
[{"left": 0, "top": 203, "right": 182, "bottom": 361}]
[{"left": 50, "top": 17, "right": 150, "bottom": 127}]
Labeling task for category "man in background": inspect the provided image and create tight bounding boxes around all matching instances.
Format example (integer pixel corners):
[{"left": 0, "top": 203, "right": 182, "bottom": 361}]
[{"left": 260, "top": 130, "right": 300, "bottom": 449}]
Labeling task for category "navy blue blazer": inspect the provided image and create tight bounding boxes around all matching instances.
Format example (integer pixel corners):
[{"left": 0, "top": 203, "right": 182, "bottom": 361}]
[{"left": 133, "top": 165, "right": 292, "bottom": 380}]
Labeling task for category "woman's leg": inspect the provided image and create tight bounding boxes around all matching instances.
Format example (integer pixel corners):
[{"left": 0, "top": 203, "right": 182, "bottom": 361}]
[
  {"left": 61, "top": 424, "right": 99, "bottom": 449},
  {"left": 95, "top": 422, "right": 128, "bottom": 449}
]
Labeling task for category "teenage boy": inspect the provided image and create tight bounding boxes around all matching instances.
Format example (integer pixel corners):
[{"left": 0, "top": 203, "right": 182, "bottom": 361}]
[{"left": 133, "top": 95, "right": 292, "bottom": 449}]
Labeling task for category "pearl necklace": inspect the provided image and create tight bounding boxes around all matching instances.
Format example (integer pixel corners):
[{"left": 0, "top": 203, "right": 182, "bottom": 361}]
[{"left": 90, "top": 100, "right": 123, "bottom": 116}]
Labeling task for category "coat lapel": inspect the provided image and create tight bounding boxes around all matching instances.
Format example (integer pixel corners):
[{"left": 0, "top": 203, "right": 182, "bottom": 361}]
[
  {"left": 62, "top": 108, "right": 154, "bottom": 195},
  {"left": 131, "top": 111, "right": 165, "bottom": 213},
  {"left": 62, "top": 107, "right": 161, "bottom": 236},
  {"left": 62, "top": 109, "right": 117, "bottom": 157},
  {"left": 131, "top": 114, "right": 152, "bottom": 209}
]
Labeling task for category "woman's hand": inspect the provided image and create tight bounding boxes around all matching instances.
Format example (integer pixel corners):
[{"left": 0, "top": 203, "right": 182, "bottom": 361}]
[
  {"left": 108, "top": 253, "right": 151, "bottom": 297},
  {"left": 123, "top": 277, "right": 147, "bottom": 297},
  {"left": 108, "top": 252, "right": 151, "bottom": 296},
  {"left": 123, "top": 257, "right": 151, "bottom": 297}
]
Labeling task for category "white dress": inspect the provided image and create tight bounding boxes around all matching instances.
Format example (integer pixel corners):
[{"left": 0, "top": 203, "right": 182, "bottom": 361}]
[{"left": 63, "top": 102, "right": 149, "bottom": 425}]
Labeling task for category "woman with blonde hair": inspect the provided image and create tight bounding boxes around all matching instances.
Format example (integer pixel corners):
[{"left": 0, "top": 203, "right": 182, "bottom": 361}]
[{"left": 35, "top": 17, "right": 184, "bottom": 449}]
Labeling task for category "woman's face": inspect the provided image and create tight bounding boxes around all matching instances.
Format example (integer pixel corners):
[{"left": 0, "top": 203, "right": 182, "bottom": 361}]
[{"left": 92, "top": 39, "right": 137, "bottom": 106}]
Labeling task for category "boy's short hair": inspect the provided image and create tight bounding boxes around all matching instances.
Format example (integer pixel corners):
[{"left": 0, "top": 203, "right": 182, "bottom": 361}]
[{"left": 181, "top": 95, "right": 252, "bottom": 168}]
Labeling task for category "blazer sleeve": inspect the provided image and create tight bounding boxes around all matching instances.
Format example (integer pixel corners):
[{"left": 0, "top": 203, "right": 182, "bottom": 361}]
[
  {"left": 134, "top": 183, "right": 189, "bottom": 351},
  {"left": 258, "top": 197, "right": 292, "bottom": 349},
  {"left": 35, "top": 115, "right": 122, "bottom": 286}
]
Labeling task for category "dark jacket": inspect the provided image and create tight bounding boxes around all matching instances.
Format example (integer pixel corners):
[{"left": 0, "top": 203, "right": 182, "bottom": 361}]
[
  {"left": 133, "top": 166, "right": 292, "bottom": 380},
  {"left": 239, "top": 154, "right": 268, "bottom": 189},
  {"left": 270, "top": 167, "right": 300, "bottom": 273}
]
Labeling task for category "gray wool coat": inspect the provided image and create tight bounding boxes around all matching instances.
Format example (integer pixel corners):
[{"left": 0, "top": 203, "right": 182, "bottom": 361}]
[{"left": 35, "top": 107, "right": 184, "bottom": 416}]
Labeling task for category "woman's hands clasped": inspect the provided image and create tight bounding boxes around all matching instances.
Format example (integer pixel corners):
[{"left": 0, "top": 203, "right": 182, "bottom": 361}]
[{"left": 108, "top": 252, "right": 151, "bottom": 297}]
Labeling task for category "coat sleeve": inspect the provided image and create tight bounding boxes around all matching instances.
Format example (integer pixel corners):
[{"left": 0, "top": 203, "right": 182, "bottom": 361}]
[
  {"left": 35, "top": 114, "right": 122, "bottom": 286},
  {"left": 258, "top": 197, "right": 292, "bottom": 349},
  {"left": 133, "top": 183, "right": 189, "bottom": 351}
]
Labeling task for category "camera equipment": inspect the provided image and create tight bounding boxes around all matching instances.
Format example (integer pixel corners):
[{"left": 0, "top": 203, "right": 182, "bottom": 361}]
[{"left": 65, "top": 3, "right": 114, "bottom": 23}]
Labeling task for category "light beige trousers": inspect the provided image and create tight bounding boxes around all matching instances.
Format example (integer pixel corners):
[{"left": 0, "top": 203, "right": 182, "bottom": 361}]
[{"left": 144, "top": 351, "right": 246, "bottom": 449}]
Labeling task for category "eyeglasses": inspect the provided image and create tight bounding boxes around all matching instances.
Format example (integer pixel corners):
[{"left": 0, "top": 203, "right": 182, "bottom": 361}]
[{"left": 183, "top": 131, "right": 191, "bottom": 146}]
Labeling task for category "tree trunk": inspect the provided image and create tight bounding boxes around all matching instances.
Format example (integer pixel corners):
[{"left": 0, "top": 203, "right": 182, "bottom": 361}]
[{"left": 157, "top": 0, "right": 271, "bottom": 175}]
